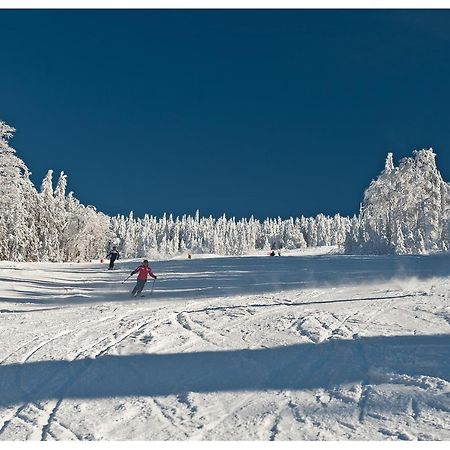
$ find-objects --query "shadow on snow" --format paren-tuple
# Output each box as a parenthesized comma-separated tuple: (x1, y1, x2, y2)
(1, 334, 449, 408)
(183, 292, 429, 314)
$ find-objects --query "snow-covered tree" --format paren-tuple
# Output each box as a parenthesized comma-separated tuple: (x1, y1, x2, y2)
(0, 121, 40, 261)
(346, 149, 450, 254)
(0, 120, 112, 262)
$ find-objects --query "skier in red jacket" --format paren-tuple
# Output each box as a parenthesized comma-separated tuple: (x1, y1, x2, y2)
(130, 260, 157, 297)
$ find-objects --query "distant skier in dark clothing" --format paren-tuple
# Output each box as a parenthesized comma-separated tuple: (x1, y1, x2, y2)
(130, 260, 157, 297)
(106, 246, 120, 270)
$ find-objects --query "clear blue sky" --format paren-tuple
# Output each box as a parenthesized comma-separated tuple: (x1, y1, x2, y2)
(2, 9, 450, 219)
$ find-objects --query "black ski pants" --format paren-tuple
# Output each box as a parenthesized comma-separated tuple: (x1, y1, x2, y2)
(109, 256, 118, 269)
(132, 279, 147, 296)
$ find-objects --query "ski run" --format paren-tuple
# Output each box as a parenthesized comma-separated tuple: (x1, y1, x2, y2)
(0, 247, 449, 441)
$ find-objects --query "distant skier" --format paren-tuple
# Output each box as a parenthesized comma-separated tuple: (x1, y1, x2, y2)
(106, 246, 120, 270)
(130, 260, 157, 297)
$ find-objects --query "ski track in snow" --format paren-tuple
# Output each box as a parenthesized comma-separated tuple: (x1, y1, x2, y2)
(1, 252, 450, 440)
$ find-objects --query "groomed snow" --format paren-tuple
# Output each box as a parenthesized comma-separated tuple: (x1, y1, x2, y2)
(0, 248, 449, 441)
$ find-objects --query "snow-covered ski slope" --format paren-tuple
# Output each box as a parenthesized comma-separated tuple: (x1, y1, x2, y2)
(0, 248, 449, 441)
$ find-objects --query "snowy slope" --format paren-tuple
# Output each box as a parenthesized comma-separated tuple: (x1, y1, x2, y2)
(0, 250, 449, 441)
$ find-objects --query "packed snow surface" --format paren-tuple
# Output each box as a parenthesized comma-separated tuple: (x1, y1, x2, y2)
(0, 248, 449, 441)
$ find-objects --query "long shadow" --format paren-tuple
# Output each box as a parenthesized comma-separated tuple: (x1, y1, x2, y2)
(183, 293, 429, 314)
(1, 334, 449, 408)
(0, 307, 60, 314)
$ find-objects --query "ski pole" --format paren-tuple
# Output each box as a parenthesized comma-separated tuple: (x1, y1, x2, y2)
(149, 278, 156, 296)
(122, 274, 132, 284)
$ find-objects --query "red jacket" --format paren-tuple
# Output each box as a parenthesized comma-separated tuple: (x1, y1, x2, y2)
(132, 265, 156, 281)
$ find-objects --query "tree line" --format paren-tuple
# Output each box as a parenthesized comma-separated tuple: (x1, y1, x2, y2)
(1, 119, 449, 261)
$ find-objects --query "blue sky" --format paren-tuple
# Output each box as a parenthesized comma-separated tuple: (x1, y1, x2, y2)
(2, 9, 450, 219)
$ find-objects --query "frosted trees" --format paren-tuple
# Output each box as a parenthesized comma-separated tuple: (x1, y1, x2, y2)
(9, 119, 450, 261)
(0, 115, 353, 262)
(413, 150, 448, 251)
(0, 121, 40, 261)
(37, 169, 112, 262)
(346, 149, 450, 254)
(58, 191, 112, 262)
(110, 211, 350, 258)
(83, 149, 450, 258)
(284, 218, 307, 249)
(391, 150, 449, 253)
(40, 170, 54, 198)
(0, 120, 112, 262)
(37, 170, 61, 261)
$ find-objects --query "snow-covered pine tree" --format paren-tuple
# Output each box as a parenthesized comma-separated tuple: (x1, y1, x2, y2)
(37, 170, 61, 261)
(346, 149, 450, 254)
(0, 121, 40, 261)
